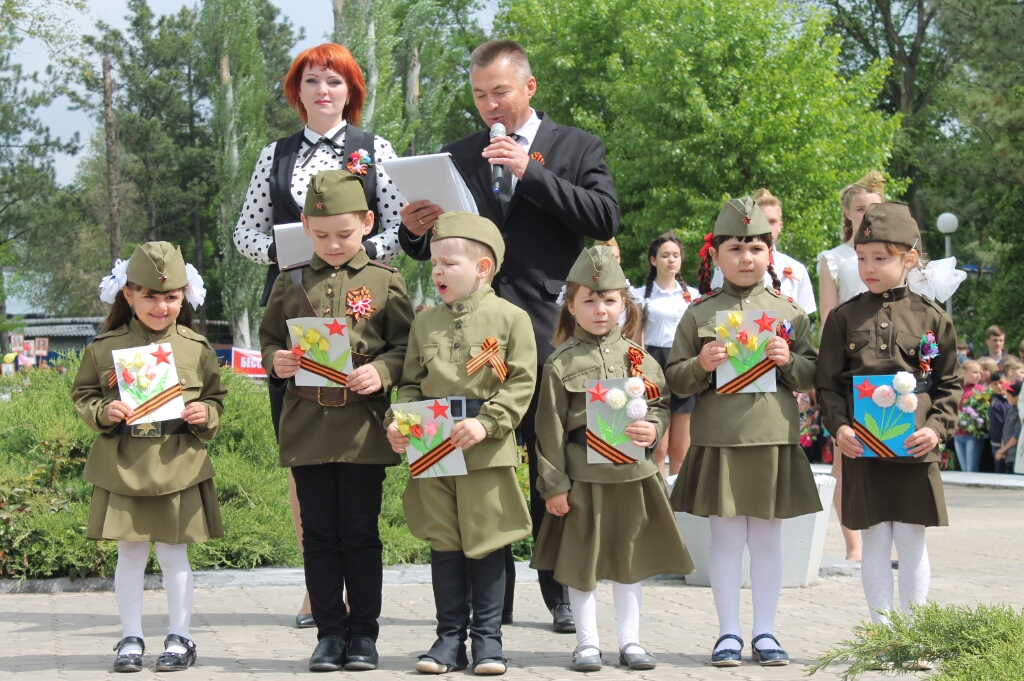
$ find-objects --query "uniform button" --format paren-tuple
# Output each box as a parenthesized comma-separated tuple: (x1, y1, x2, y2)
(501, 231, 508, 239)
(453, 342, 460, 349)
(455, 322, 462, 330)
(501, 275, 509, 284)
(608, 366, 614, 371)
(180, 378, 186, 386)
(330, 273, 336, 278)
(910, 349, 916, 355)
(604, 348, 610, 354)
(880, 344, 888, 350)
(882, 302, 889, 308)
(457, 305, 464, 312)
(883, 292, 889, 298)
(327, 288, 333, 295)
(881, 323, 888, 329)
(849, 343, 856, 350)
(324, 309, 330, 314)
(745, 299, 751, 304)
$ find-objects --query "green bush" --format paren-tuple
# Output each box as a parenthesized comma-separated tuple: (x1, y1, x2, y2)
(810, 602, 1024, 680)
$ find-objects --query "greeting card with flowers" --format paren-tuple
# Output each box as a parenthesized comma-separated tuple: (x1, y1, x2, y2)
(714, 310, 780, 394)
(110, 344, 187, 424)
(852, 372, 919, 457)
(286, 317, 354, 388)
(585, 377, 651, 464)
(391, 399, 467, 478)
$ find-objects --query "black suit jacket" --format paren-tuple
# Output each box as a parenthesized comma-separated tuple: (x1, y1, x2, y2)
(399, 111, 620, 363)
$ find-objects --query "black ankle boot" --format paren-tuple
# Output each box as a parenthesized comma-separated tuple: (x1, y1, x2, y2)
(424, 549, 470, 670)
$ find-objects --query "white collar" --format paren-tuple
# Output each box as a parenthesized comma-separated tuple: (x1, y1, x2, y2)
(510, 109, 541, 147)
(304, 121, 347, 144)
(651, 279, 680, 295)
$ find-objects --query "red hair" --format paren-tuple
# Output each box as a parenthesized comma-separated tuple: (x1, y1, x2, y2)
(283, 43, 366, 126)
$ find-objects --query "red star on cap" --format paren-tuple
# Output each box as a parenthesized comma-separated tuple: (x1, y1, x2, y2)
(159, 275, 167, 283)
(754, 312, 777, 334)
(742, 216, 751, 225)
(428, 400, 449, 419)
(325, 318, 347, 336)
(315, 201, 323, 210)
(151, 344, 172, 365)
(588, 381, 609, 403)
(855, 379, 876, 400)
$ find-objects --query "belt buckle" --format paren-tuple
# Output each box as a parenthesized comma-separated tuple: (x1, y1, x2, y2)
(131, 422, 162, 437)
(317, 387, 348, 407)
(448, 396, 467, 421)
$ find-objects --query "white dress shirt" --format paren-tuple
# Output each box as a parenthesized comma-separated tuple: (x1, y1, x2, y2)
(711, 249, 817, 314)
(233, 122, 405, 265)
(509, 109, 541, 191)
(631, 280, 700, 348)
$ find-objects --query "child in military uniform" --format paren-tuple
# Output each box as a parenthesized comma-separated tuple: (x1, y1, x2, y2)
(530, 246, 693, 672)
(386, 212, 535, 676)
(666, 198, 821, 667)
(816, 203, 963, 635)
(259, 171, 414, 672)
(73, 243, 226, 672)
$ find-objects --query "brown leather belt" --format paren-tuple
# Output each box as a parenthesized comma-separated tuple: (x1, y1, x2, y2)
(117, 419, 191, 437)
(288, 351, 382, 407)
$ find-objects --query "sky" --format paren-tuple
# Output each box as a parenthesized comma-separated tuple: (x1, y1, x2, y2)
(13, 0, 495, 185)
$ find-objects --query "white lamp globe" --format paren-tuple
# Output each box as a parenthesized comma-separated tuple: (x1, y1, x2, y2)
(936, 212, 959, 234)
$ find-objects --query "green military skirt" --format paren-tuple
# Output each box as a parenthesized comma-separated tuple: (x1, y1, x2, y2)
(403, 466, 532, 560)
(671, 444, 821, 519)
(87, 479, 223, 544)
(530, 474, 694, 592)
(841, 458, 947, 530)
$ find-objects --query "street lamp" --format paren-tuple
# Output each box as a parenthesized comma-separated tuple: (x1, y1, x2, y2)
(936, 212, 959, 315)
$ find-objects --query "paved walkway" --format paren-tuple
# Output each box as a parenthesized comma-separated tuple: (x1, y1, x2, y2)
(3, 485, 1022, 680)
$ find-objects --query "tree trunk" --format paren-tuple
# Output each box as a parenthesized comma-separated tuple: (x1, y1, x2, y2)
(332, 0, 345, 38)
(102, 51, 122, 265)
(363, 8, 377, 127)
(219, 49, 249, 348)
(405, 43, 420, 155)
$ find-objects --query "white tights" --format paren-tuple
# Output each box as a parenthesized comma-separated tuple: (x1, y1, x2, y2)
(860, 522, 929, 624)
(567, 582, 644, 655)
(115, 541, 194, 656)
(708, 515, 784, 652)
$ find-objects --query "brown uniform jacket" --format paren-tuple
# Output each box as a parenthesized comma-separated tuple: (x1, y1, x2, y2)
(73, 319, 226, 497)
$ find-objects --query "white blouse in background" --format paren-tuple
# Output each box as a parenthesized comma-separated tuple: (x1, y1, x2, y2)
(817, 242, 868, 305)
(632, 280, 700, 348)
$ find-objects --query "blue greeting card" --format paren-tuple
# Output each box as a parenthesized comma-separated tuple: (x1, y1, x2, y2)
(852, 373, 918, 457)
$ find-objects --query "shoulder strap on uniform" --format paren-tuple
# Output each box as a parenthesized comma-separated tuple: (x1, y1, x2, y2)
(367, 259, 397, 272)
(343, 125, 381, 236)
(289, 269, 318, 317)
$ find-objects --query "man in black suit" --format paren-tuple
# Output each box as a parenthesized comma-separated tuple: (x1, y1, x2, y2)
(398, 39, 620, 634)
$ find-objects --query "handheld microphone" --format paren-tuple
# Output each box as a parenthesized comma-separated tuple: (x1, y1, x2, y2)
(490, 122, 506, 195)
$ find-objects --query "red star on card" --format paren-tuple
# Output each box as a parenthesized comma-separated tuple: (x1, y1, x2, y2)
(588, 381, 609, 403)
(151, 344, 172, 365)
(428, 400, 449, 419)
(855, 379, 876, 400)
(325, 318, 347, 336)
(290, 345, 305, 357)
(754, 312, 777, 334)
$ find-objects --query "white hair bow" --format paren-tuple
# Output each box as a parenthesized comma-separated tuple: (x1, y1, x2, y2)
(98, 259, 129, 304)
(907, 257, 967, 303)
(185, 264, 207, 309)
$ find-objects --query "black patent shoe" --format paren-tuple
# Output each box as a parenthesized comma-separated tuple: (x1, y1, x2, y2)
(751, 633, 789, 666)
(618, 643, 657, 670)
(344, 635, 379, 671)
(295, 612, 316, 629)
(711, 634, 743, 667)
(155, 635, 196, 672)
(551, 604, 576, 633)
(113, 636, 145, 673)
(309, 636, 346, 672)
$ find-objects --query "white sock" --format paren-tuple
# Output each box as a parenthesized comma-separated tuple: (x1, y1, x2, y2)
(892, 522, 929, 614)
(115, 541, 150, 656)
(861, 522, 895, 624)
(708, 515, 746, 651)
(567, 587, 600, 654)
(612, 582, 643, 654)
(154, 543, 193, 655)
(747, 517, 784, 651)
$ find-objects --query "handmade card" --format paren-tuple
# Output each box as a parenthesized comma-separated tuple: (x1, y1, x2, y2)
(852, 373, 918, 457)
(715, 310, 778, 394)
(111, 344, 187, 425)
(585, 378, 650, 465)
(392, 399, 467, 478)
(287, 317, 354, 388)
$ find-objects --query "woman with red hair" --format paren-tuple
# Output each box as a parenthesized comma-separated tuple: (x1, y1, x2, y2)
(232, 43, 405, 672)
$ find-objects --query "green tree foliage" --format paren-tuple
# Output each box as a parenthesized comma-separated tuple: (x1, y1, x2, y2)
(499, 0, 900, 286)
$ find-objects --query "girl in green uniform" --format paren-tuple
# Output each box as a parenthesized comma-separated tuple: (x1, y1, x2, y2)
(531, 246, 693, 672)
(73, 243, 226, 673)
(665, 198, 820, 667)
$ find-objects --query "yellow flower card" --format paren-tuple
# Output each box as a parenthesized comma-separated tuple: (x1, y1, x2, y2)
(110, 344, 186, 424)
(391, 399, 467, 478)
(714, 310, 778, 394)
(584, 378, 650, 464)
(287, 317, 354, 388)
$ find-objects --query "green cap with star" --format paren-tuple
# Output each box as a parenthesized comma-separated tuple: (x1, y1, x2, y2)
(566, 245, 627, 291)
(126, 242, 188, 291)
(854, 202, 920, 248)
(431, 211, 505, 269)
(713, 197, 771, 238)
(304, 170, 369, 216)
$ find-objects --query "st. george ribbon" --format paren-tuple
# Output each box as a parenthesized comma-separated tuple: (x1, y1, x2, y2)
(490, 122, 506, 195)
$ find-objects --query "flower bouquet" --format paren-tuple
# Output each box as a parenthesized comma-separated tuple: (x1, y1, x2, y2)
(392, 399, 466, 478)
(714, 310, 780, 393)
(852, 372, 920, 457)
(110, 344, 186, 425)
(287, 317, 353, 388)
(585, 377, 650, 464)
(957, 388, 991, 437)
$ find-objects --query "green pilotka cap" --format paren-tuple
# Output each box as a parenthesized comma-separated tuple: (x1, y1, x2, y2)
(431, 211, 505, 269)
(126, 242, 187, 291)
(855, 202, 921, 249)
(566, 245, 627, 291)
(304, 170, 369, 216)
(713, 197, 771, 238)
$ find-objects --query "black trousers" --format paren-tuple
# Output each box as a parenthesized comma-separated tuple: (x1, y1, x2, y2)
(269, 380, 286, 440)
(292, 462, 386, 641)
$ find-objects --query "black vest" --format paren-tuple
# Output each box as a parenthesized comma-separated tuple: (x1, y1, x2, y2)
(260, 125, 380, 306)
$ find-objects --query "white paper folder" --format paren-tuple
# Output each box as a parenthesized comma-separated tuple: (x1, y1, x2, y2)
(382, 153, 478, 215)
(273, 222, 313, 271)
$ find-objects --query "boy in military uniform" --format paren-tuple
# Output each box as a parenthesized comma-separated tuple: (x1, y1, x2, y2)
(386, 212, 536, 676)
(816, 203, 962, 633)
(259, 171, 415, 672)
(74, 242, 225, 672)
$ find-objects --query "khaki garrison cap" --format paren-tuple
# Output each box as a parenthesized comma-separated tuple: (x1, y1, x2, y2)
(304, 170, 369, 216)
(126, 242, 187, 291)
(566, 245, 627, 291)
(714, 196, 771, 238)
(431, 211, 505, 269)
(855, 202, 921, 249)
